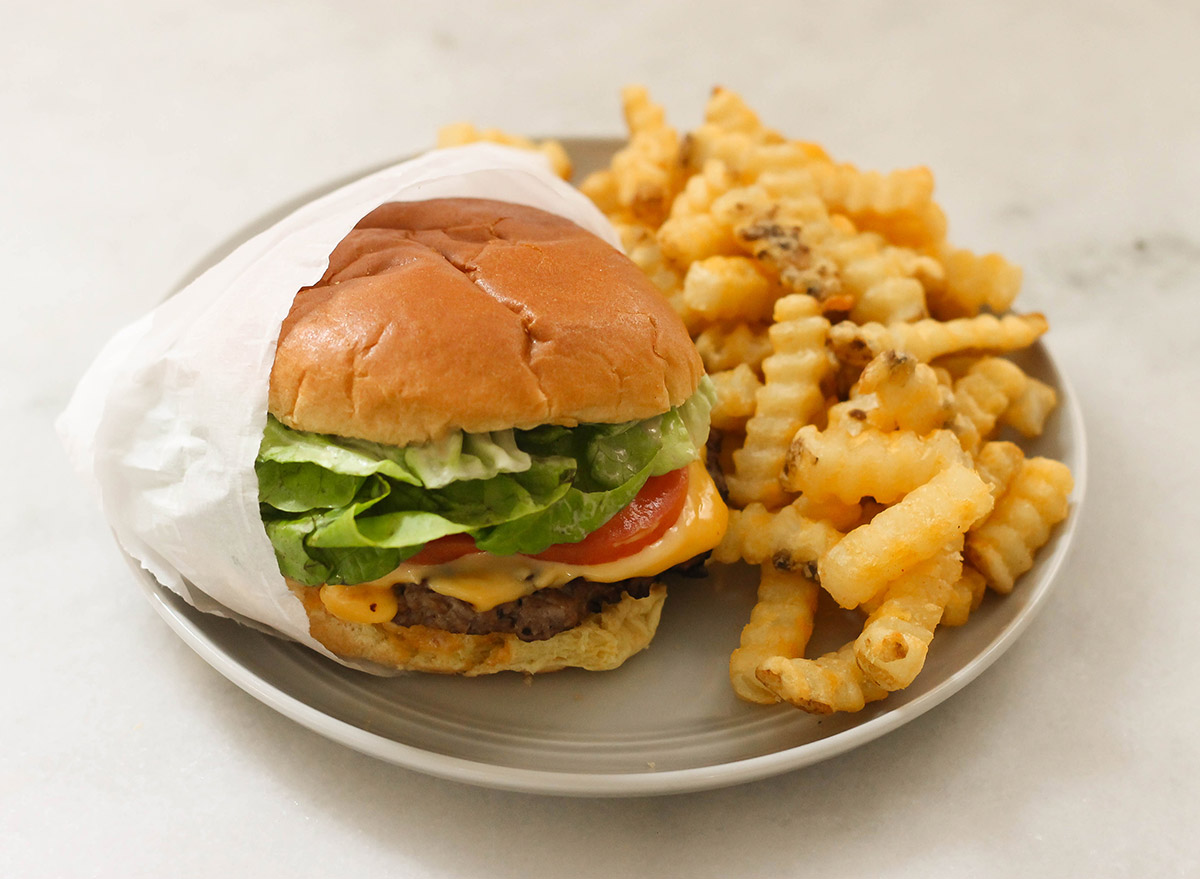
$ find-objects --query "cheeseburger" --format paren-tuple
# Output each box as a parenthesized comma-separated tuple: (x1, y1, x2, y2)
(256, 197, 728, 675)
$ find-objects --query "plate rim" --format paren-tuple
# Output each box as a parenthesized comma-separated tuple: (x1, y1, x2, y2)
(137, 139, 1088, 797)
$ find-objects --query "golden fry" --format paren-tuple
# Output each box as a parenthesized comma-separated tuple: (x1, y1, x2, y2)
(790, 493, 865, 532)
(819, 231, 940, 323)
(712, 186, 845, 303)
(783, 425, 967, 505)
(607, 85, 685, 227)
(851, 277, 928, 325)
(713, 500, 842, 571)
(818, 463, 993, 609)
(730, 566, 820, 704)
(942, 563, 988, 627)
(966, 457, 1073, 593)
(709, 364, 762, 431)
(928, 246, 1023, 319)
(1002, 376, 1058, 437)
(809, 162, 947, 250)
(726, 294, 830, 508)
(436, 123, 572, 180)
(613, 221, 683, 295)
(853, 545, 962, 691)
(974, 441, 1026, 501)
(830, 313, 1049, 366)
(657, 160, 739, 265)
(693, 322, 773, 375)
(682, 255, 776, 324)
(842, 350, 951, 435)
(757, 643, 889, 714)
(950, 357, 1043, 452)
(573, 86, 1074, 714)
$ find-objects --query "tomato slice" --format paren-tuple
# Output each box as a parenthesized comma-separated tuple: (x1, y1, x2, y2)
(407, 532, 479, 566)
(405, 467, 691, 567)
(530, 467, 690, 565)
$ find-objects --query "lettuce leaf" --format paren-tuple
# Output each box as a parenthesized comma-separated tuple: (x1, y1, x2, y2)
(257, 378, 714, 585)
(258, 415, 532, 489)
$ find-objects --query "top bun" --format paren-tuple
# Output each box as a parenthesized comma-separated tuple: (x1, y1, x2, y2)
(268, 198, 703, 446)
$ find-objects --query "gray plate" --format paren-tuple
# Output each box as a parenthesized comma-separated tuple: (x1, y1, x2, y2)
(136, 139, 1088, 797)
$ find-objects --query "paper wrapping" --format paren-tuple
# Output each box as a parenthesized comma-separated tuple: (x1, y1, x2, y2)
(57, 144, 621, 663)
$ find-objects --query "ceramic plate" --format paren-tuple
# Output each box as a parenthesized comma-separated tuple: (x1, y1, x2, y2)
(135, 139, 1087, 797)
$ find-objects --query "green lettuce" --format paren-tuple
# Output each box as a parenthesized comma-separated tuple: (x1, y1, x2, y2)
(257, 377, 715, 585)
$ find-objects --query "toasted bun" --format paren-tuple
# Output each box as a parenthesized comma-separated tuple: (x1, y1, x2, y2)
(293, 582, 666, 675)
(269, 198, 703, 446)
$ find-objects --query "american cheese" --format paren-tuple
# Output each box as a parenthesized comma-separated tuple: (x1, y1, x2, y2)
(320, 460, 728, 621)
(318, 582, 399, 624)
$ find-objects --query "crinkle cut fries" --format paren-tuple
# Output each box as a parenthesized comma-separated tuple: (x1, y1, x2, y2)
(440, 86, 1073, 714)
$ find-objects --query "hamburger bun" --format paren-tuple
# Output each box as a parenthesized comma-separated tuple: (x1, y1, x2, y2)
(269, 197, 704, 447)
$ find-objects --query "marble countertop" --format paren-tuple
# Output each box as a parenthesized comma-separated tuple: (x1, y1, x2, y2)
(6, 2, 1198, 876)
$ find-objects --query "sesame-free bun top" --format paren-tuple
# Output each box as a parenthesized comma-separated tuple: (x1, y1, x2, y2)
(269, 198, 703, 446)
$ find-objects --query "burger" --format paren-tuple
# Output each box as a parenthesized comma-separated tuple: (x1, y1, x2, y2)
(256, 197, 728, 675)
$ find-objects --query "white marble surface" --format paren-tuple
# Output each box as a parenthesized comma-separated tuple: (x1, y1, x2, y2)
(5, 1, 1199, 876)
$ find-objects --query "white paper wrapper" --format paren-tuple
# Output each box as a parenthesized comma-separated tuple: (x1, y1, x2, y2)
(57, 144, 622, 664)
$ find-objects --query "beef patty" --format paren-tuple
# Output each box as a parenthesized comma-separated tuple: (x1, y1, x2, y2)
(390, 555, 709, 642)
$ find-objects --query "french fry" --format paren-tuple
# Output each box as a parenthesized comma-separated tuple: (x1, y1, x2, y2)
(942, 563, 988, 627)
(850, 277, 928, 325)
(712, 187, 845, 303)
(436, 123, 573, 180)
(966, 457, 1073, 593)
(605, 85, 685, 227)
(613, 221, 683, 295)
(709, 364, 762, 431)
(729, 566, 820, 704)
(757, 643, 889, 714)
(1001, 376, 1058, 437)
(950, 357, 1038, 452)
(818, 463, 994, 609)
(704, 86, 767, 134)
(657, 160, 739, 265)
(783, 425, 967, 505)
(737, 141, 831, 181)
(683, 86, 786, 175)
(931, 353, 981, 381)
(853, 545, 962, 690)
(681, 255, 776, 323)
(809, 162, 947, 251)
(713, 500, 842, 571)
(950, 359, 1028, 451)
(726, 294, 830, 508)
(974, 441, 1026, 501)
(927, 246, 1023, 319)
(842, 350, 951, 435)
(830, 313, 1048, 366)
(791, 493, 864, 532)
(578, 167, 622, 216)
(693, 322, 773, 375)
(820, 231, 941, 323)
(577, 86, 1074, 714)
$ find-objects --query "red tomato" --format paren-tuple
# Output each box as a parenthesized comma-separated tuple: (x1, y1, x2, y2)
(531, 467, 690, 565)
(406, 467, 691, 567)
(407, 533, 479, 566)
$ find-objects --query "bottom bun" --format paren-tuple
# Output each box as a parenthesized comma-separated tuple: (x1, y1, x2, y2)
(292, 583, 667, 676)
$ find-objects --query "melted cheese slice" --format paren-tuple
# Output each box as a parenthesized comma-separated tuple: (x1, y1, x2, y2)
(318, 582, 398, 624)
(343, 460, 728, 615)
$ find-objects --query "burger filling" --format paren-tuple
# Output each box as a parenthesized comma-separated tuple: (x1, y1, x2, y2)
(391, 576, 659, 641)
(256, 378, 718, 598)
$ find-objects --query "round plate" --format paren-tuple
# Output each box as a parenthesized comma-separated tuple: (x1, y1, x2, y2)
(137, 139, 1088, 797)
